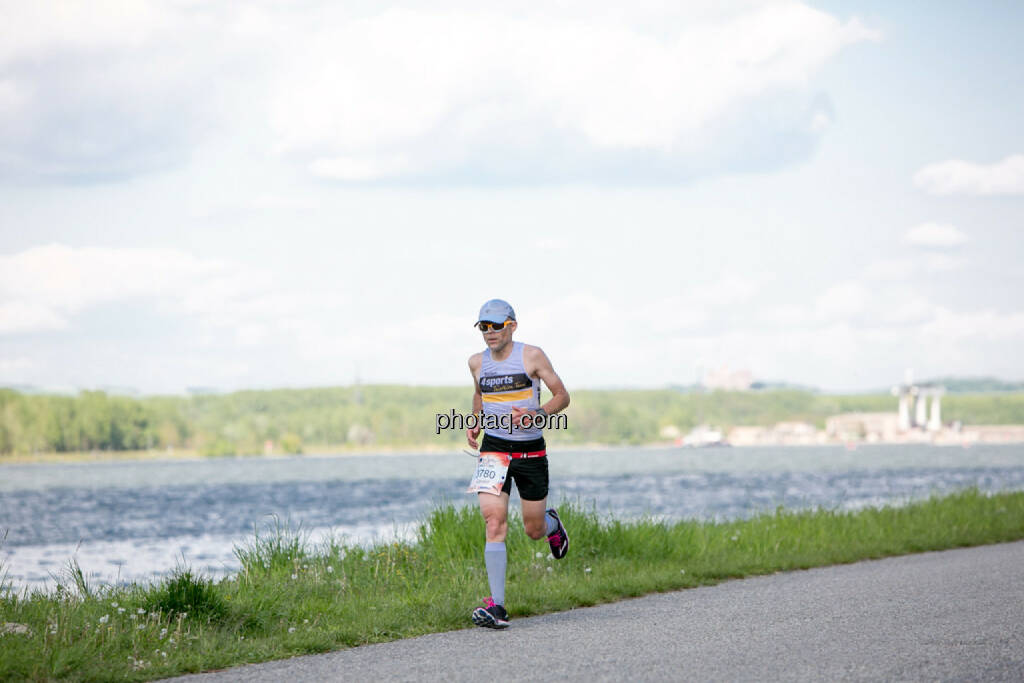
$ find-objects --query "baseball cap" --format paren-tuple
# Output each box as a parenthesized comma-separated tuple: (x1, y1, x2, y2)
(476, 299, 516, 325)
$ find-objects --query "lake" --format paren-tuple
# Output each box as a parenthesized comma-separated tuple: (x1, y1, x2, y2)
(2, 443, 1024, 590)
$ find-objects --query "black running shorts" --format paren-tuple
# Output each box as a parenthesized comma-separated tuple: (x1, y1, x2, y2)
(480, 433, 549, 501)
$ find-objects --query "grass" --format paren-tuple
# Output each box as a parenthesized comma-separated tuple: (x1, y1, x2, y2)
(2, 489, 1024, 680)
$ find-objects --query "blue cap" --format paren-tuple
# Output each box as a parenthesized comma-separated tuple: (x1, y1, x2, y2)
(476, 299, 516, 324)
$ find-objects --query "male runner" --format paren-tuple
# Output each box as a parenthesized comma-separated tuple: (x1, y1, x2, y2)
(466, 298, 570, 629)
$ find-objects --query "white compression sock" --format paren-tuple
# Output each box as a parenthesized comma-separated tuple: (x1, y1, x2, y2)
(484, 541, 506, 605)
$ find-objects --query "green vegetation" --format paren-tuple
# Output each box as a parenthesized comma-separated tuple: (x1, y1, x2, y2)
(923, 376, 1024, 393)
(1, 489, 1023, 680)
(2, 386, 1024, 457)
(143, 569, 227, 624)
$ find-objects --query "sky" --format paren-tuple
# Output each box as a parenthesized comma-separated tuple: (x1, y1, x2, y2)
(1, 1, 1023, 395)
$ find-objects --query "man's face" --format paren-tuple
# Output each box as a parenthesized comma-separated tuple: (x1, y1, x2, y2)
(480, 319, 516, 351)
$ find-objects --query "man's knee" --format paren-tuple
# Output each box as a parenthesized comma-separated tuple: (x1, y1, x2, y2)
(484, 515, 508, 539)
(524, 519, 546, 540)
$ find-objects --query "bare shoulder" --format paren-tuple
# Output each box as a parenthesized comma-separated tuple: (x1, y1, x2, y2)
(521, 343, 552, 372)
(521, 343, 546, 361)
(468, 351, 483, 371)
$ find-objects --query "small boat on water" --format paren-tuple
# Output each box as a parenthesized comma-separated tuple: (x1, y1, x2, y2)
(680, 424, 730, 448)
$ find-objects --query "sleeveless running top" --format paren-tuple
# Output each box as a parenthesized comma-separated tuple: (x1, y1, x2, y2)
(479, 341, 543, 441)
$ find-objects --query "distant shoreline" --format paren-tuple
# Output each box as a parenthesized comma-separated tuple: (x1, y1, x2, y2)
(0, 441, 633, 465)
(4, 437, 1024, 465)
(4, 386, 1023, 463)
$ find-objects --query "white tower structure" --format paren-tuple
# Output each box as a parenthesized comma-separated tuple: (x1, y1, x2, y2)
(897, 393, 911, 431)
(926, 387, 945, 431)
(892, 378, 945, 432)
(915, 392, 928, 427)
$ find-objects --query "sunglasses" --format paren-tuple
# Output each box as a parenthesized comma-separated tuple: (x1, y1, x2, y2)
(477, 320, 513, 332)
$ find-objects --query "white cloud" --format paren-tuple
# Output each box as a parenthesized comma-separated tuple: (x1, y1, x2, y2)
(874, 291, 936, 326)
(0, 2, 231, 181)
(533, 238, 570, 251)
(234, 323, 269, 347)
(0, 2, 178, 65)
(922, 253, 965, 272)
(687, 276, 758, 307)
(904, 223, 968, 248)
(0, 301, 67, 334)
(309, 156, 414, 182)
(913, 154, 1024, 196)
(0, 244, 283, 335)
(863, 258, 916, 281)
(269, 3, 878, 182)
(814, 282, 868, 321)
(863, 251, 966, 283)
(921, 308, 1024, 342)
(0, 355, 35, 376)
(0, 1, 878, 184)
(755, 304, 810, 327)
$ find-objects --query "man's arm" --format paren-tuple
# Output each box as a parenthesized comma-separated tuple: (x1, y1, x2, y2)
(467, 353, 483, 449)
(512, 345, 569, 426)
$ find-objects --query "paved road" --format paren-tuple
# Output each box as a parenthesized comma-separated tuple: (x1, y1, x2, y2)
(173, 542, 1024, 682)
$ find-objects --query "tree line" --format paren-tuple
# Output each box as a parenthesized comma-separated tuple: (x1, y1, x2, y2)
(2, 386, 1023, 457)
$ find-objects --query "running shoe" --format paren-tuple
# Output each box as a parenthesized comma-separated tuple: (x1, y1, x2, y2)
(546, 508, 569, 559)
(471, 597, 509, 629)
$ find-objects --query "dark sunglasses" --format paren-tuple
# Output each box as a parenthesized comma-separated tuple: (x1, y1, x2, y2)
(477, 320, 513, 332)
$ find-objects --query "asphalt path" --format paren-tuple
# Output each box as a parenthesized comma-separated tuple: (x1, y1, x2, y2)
(172, 541, 1024, 682)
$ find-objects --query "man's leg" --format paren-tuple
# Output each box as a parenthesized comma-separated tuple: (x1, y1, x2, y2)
(473, 492, 511, 628)
(523, 497, 569, 559)
(518, 456, 569, 558)
(521, 498, 549, 540)
(479, 492, 509, 602)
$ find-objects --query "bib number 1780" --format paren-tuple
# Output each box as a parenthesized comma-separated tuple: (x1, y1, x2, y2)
(467, 452, 511, 496)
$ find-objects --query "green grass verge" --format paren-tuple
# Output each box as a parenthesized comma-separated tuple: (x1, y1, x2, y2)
(2, 489, 1024, 681)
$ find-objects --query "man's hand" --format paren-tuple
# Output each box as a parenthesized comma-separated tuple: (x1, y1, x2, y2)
(466, 424, 481, 449)
(510, 406, 535, 428)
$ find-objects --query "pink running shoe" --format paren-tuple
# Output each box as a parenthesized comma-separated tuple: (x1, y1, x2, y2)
(546, 508, 569, 559)
(471, 597, 509, 629)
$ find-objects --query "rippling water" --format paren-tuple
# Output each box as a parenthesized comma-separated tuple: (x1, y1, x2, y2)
(2, 444, 1023, 590)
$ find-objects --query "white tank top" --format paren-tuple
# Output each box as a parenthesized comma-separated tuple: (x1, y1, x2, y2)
(479, 341, 542, 441)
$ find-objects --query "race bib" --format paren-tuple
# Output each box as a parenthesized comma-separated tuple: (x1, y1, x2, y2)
(467, 452, 511, 496)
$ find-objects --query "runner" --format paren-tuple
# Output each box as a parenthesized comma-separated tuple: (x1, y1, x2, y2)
(466, 298, 571, 629)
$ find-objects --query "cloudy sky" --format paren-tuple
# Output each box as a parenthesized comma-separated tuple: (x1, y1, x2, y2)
(1, 1, 1022, 395)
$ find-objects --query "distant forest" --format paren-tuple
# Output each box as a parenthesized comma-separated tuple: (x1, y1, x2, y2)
(2, 386, 1024, 457)
(920, 377, 1024, 393)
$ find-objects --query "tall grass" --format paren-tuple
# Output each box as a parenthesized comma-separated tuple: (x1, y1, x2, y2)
(1, 489, 1024, 680)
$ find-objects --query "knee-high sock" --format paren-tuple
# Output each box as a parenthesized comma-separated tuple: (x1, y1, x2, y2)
(545, 510, 559, 536)
(484, 541, 506, 606)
